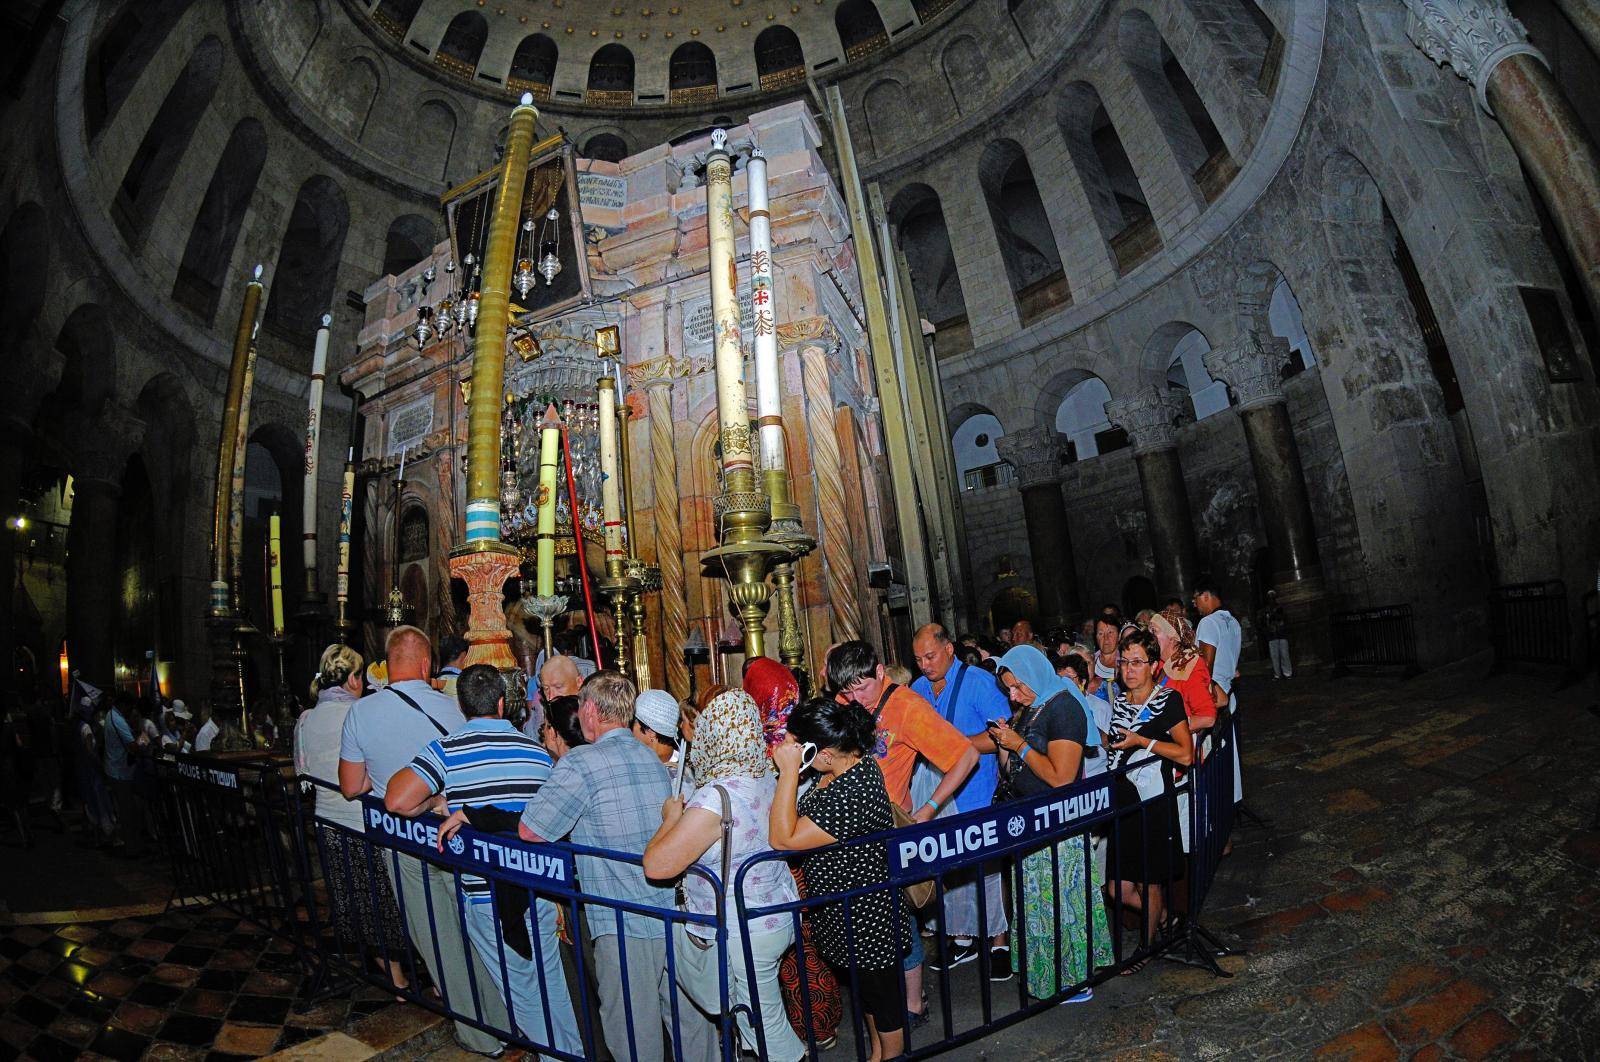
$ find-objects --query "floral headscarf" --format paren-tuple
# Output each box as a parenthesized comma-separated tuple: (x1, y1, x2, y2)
(688, 688, 772, 782)
(1147, 612, 1199, 679)
(742, 657, 800, 750)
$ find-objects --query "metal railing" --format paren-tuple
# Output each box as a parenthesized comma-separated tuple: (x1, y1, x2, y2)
(153, 722, 1241, 1060)
(1329, 604, 1420, 677)
(1488, 580, 1573, 679)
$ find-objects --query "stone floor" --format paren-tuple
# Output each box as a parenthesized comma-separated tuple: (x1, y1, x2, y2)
(2, 656, 1596, 1060)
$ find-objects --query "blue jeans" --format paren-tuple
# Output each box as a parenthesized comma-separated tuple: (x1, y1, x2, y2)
(460, 896, 582, 1057)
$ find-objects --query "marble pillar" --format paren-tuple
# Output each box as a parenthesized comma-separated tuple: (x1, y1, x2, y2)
(0, 415, 28, 678)
(1106, 388, 1201, 601)
(1205, 338, 1329, 656)
(1406, 0, 1600, 321)
(994, 427, 1081, 624)
(643, 367, 690, 699)
(801, 343, 863, 641)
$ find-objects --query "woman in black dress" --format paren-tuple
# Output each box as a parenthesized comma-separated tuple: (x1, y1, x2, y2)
(1105, 628, 1193, 971)
(770, 699, 908, 1062)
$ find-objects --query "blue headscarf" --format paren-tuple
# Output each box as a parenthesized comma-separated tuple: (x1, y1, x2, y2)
(995, 643, 1099, 748)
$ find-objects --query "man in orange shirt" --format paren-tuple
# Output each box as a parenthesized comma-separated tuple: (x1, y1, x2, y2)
(825, 641, 979, 821)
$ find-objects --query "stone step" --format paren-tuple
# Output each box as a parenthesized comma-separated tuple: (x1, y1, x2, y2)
(261, 1001, 454, 1061)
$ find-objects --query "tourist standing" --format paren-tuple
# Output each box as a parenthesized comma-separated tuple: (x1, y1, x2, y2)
(338, 626, 509, 1056)
(391, 665, 581, 1057)
(976, 645, 1112, 1001)
(1193, 582, 1244, 802)
(910, 624, 1013, 979)
(519, 671, 679, 1062)
(434, 634, 470, 699)
(1260, 590, 1293, 679)
(295, 644, 408, 993)
(102, 693, 145, 856)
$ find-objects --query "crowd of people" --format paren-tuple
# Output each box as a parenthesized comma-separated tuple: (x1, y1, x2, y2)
(282, 582, 1250, 1062)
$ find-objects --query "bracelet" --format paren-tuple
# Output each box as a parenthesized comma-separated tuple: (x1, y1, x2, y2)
(925, 797, 942, 813)
(1145, 736, 1158, 753)
(1019, 745, 1030, 763)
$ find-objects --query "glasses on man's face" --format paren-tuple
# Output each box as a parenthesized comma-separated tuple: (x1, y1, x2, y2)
(1122, 656, 1152, 668)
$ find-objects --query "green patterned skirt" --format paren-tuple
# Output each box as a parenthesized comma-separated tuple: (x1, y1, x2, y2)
(1018, 834, 1114, 998)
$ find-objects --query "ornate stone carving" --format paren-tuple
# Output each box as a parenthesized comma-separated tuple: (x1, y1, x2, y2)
(1203, 333, 1292, 412)
(1106, 387, 1186, 455)
(1403, 0, 1546, 113)
(776, 315, 840, 350)
(994, 427, 1068, 490)
(628, 354, 690, 388)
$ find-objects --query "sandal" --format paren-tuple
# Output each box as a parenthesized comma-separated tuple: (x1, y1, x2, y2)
(1120, 956, 1150, 977)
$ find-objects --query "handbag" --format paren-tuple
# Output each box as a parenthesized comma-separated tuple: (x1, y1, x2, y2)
(679, 784, 733, 951)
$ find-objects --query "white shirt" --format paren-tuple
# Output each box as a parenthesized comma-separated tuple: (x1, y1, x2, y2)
(1196, 609, 1242, 694)
(195, 718, 219, 752)
(295, 688, 364, 831)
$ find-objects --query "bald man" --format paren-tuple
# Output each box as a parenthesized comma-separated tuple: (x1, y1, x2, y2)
(337, 625, 509, 1054)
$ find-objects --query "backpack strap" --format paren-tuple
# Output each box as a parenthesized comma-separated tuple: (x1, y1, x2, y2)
(390, 687, 449, 737)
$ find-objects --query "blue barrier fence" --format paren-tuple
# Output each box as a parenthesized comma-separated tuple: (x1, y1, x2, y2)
(154, 719, 1240, 1061)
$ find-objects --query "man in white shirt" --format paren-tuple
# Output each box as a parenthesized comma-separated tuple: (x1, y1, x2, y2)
(338, 625, 509, 1055)
(194, 709, 219, 752)
(1193, 583, 1244, 803)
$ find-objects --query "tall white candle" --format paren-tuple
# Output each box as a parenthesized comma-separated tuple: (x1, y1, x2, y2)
(302, 313, 330, 594)
(747, 148, 787, 475)
(598, 377, 624, 565)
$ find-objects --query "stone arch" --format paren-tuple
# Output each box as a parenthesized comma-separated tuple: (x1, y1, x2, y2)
(952, 406, 1004, 481)
(241, 421, 306, 633)
(754, 25, 804, 88)
(1270, 274, 1316, 370)
(264, 175, 349, 346)
(889, 183, 967, 332)
(1140, 321, 1227, 419)
(111, 35, 223, 248)
(977, 139, 1067, 318)
(836, 0, 889, 60)
(669, 41, 718, 96)
(383, 213, 439, 277)
(329, 53, 383, 141)
(588, 44, 635, 98)
(173, 117, 268, 323)
(49, 305, 117, 422)
(940, 36, 989, 112)
(414, 98, 459, 181)
(374, 0, 423, 37)
(1055, 80, 1149, 246)
(113, 452, 160, 673)
(582, 132, 630, 163)
(132, 372, 195, 666)
(862, 79, 910, 156)
(510, 33, 558, 88)
(436, 10, 489, 72)
(0, 203, 48, 347)
(1116, 9, 1224, 179)
(84, 0, 187, 137)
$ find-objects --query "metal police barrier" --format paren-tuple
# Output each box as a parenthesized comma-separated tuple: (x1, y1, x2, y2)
(729, 717, 1239, 1060)
(295, 778, 738, 1061)
(151, 753, 323, 965)
(1330, 604, 1421, 677)
(1488, 580, 1574, 679)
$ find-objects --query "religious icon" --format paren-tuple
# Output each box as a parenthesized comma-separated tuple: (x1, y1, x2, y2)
(595, 324, 621, 359)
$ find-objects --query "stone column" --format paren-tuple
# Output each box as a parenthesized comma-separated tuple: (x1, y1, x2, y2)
(642, 363, 690, 699)
(994, 427, 1081, 624)
(1205, 337, 1328, 656)
(801, 343, 863, 641)
(0, 415, 30, 678)
(1406, 0, 1600, 321)
(1106, 388, 1201, 601)
(66, 410, 145, 687)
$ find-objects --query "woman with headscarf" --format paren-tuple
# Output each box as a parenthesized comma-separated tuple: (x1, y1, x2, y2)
(741, 661, 844, 1049)
(293, 645, 409, 993)
(972, 644, 1113, 1002)
(644, 688, 806, 1062)
(1147, 612, 1224, 752)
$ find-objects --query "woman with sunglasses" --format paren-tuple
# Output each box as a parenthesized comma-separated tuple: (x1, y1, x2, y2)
(1105, 628, 1194, 973)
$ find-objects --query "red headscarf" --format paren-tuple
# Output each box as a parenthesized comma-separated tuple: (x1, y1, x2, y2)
(742, 658, 800, 750)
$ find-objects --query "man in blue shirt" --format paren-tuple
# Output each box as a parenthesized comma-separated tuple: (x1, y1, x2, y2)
(386, 664, 581, 1058)
(102, 694, 144, 856)
(910, 624, 1014, 980)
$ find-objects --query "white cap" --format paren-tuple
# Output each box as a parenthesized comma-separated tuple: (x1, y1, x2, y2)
(171, 700, 192, 720)
(633, 689, 680, 737)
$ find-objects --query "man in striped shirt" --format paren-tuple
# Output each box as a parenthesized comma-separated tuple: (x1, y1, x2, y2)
(385, 664, 581, 1057)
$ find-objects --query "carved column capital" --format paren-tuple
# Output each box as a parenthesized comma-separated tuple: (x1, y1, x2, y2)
(70, 406, 147, 493)
(995, 427, 1067, 490)
(1106, 387, 1186, 456)
(1403, 0, 1547, 114)
(1203, 333, 1291, 412)
(629, 354, 690, 390)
